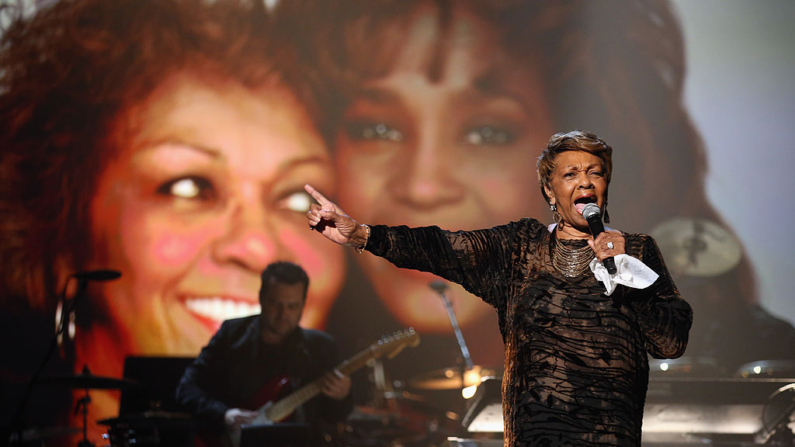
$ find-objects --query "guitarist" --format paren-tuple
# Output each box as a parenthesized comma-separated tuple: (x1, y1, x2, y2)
(175, 262, 353, 444)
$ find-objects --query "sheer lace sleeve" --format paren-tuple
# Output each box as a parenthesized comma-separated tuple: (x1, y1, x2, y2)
(628, 234, 693, 359)
(366, 222, 521, 308)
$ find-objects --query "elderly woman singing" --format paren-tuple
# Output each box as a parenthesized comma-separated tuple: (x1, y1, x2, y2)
(305, 130, 692, 447)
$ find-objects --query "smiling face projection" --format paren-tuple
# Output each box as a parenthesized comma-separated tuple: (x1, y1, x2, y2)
(82, 73, 344, 369)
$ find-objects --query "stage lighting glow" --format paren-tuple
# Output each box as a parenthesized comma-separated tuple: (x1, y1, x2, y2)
(462, 385, 477, 399)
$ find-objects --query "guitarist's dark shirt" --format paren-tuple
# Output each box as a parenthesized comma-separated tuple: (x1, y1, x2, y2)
(176, 316, 354, 433)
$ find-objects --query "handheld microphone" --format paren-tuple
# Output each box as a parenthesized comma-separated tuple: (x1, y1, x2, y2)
(72, 270, 122, 281)
(581, 204, 617, 275)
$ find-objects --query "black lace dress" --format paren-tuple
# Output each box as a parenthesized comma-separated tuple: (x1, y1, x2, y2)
(365, 218, 692, 447)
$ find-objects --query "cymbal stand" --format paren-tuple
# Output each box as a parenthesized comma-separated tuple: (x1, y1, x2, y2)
(429, 281, 474, 386)
(74, 380, 94, 447)
(370, 359, 387, 408)
(370, 359, 403, 413)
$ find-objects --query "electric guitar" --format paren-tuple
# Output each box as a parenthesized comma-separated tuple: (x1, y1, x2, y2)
(223, 328, 420, 447)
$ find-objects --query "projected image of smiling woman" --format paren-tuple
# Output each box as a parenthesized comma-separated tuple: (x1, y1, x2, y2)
(0, 0, 344, 379)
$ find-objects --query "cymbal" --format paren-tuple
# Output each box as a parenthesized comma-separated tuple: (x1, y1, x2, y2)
(382, 389, 425, 402)
(410, 365, 497, 390)
(650, 217, 742, 277)
(39, 372, 141, 390)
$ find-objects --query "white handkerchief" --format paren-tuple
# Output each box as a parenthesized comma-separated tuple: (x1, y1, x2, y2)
(589, 254, 658, 296)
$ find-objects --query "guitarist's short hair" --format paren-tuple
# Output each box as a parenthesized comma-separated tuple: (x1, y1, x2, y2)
(259, 262, 310, 302)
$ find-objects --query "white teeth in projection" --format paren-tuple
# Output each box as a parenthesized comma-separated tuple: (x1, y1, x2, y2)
(185, 298, 260, 321)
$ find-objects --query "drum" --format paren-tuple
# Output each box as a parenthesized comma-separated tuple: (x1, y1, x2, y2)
(735, 360, 795, 379)
(99, 411, 194, 447)
(755, 383, 795, 444)
(104, 425, 160, 447)
(648, 356, 721, 377)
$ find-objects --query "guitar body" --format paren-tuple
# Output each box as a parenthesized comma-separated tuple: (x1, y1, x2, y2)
(242, 374, 293, 420)
(228, 374, 297, 447)
(199, 375, 293, 447)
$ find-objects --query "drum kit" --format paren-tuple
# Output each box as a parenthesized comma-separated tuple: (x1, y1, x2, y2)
(343, 282, 503, 447)
(343, 356, 501, 447)
(9, 367, 192, 447)
(8, 364, 496, 447)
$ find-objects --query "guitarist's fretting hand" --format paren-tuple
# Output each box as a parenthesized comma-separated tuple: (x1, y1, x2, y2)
(319, 369, 351, 400)
(225, 408, 257, 432)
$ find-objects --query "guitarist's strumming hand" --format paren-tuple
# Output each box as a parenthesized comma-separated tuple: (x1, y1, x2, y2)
(305, 185, 369, 249)
(224, 408, 257, 432)
(319, 369, 351, 400)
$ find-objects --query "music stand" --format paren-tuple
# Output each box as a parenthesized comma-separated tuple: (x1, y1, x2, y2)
(239, 423, 317, 447)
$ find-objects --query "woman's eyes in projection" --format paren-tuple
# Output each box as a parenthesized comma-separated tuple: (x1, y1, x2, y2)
(155, 174, 317, 214)
(342, 118, 516, 148)
(343, 120, 404, 142)
(157, 176, 216, 201)
(462, 125, 515, 146)
(279, 190, 314, 213)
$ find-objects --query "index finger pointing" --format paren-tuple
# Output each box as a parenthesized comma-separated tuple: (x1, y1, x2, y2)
(304, 184, 331, 206)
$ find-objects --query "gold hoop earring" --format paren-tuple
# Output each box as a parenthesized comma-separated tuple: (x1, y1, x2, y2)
(550, 203, 562, 228)
(553, 210, 564, 229)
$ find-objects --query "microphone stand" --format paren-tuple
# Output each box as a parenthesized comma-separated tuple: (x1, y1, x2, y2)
(9, 277, 88, 443)
(430, 282, 474, 388)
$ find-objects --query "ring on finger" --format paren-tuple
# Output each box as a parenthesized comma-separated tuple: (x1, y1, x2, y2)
(606, 242, 614, 250)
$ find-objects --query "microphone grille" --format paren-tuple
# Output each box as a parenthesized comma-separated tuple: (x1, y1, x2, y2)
(581, 203, 601, 220)
(429, 280, 448, 294)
